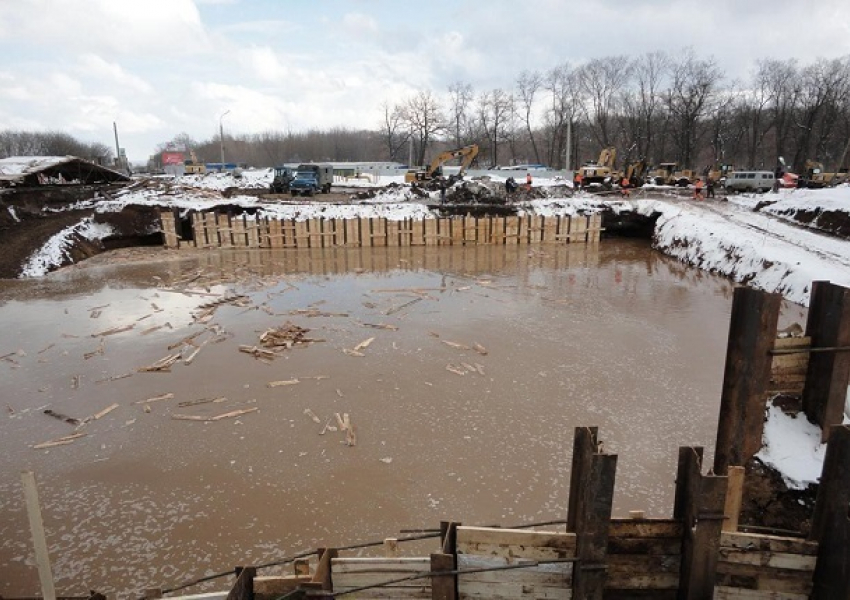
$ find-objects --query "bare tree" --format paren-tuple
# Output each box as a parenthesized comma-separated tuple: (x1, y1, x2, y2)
(578, 56, 631, 148)
(447, 81, 474, 148)
(402, 90, 445, 165)
(516, 70, 543, 164)
(542, 62, 582, 168)
(620, 51, 669, 162)
(477, 88, 514, 167)
(378, 101, 410, 162)
(665, 49, 722, 167)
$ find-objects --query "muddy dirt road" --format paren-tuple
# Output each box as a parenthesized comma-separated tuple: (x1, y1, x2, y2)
(0, 241, 805, 598)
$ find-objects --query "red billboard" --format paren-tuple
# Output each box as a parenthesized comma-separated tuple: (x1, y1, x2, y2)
(161, 151, 185, 165)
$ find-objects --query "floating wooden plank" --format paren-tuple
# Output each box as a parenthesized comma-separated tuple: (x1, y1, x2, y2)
(134, 393, 174, 405)
(33, 432, 88, 449)
(92, 403, 119, 420)
(715, 562, 814, 595)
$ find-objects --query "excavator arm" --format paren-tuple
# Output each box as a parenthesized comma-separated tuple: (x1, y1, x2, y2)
(426, 145, 479, 178)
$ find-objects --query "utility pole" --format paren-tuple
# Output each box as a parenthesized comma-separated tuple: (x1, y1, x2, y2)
(219, 110, 231, 172)
(113, 121, 122, 172)
(565, 120, 572, 171)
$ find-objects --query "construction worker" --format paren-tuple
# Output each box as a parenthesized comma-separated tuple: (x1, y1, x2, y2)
(526, 172, 533, 191)
(620, 176, 631, 197)
(573, 171, 583, 190)
(693, 178, 705, 201)
(706, 177, 716, 199)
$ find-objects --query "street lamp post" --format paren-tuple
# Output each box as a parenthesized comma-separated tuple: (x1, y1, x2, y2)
(219, 110, 231, 172)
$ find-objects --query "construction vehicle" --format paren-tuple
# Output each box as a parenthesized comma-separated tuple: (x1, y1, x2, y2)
(290, 164, 334, 197)
(648, 162, 697, 186)
(183, 150, 206, 175)
(575, 147, 618, 187)
(404, 144, 479, 184)
(270, 166, 294, 194)
(800, 150, 850, 188)
(623, 158, 649, 187)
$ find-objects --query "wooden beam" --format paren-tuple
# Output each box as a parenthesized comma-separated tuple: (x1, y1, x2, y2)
(431, 553, 457, 600)
(677, 448, 728, 600)
(226, 566, 255, 600)
(722, 466, 745, 533)
(568, 426, 598, 533)
(311, 548, 337, 591)
(803, 281, 850, 442)
(20, 471, 56, 600)
(714, 287, 781, 475)
(811, 425, 850, 598)
(572, 444, 617, 600)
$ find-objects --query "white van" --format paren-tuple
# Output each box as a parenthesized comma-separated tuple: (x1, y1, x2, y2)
(724, 171, 775, 193)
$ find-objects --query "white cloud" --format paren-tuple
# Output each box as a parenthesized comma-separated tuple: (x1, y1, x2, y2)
(76, 54, 154, 95)
(0, 0, 211, 56)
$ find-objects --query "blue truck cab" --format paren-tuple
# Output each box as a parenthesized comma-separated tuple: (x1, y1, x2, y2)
(290, 164, 334, 197)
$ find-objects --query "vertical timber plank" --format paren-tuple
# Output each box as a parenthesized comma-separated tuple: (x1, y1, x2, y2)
(722, 465, 745, 533)
(713, 287, 781, 475)
(218, 213, 232, 248)
(811, 425, 850, 599)
(803, 281, 850, 441)
(568, 426, 598, 533)
(226, 566, 255, 600)
(677, 447, 727, 600)
(431, 553, 457, 600)
(505, 216, 519, 244)
(425, 218, 437, 246)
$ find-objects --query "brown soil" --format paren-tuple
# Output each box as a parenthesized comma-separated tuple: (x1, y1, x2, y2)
(739, 394, 818, 537)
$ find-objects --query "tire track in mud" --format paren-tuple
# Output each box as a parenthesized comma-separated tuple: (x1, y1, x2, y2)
(686, 199, 850, 268)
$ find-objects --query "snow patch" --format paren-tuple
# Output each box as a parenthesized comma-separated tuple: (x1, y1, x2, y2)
(757, 405, 826, 490)
(7, 206, 20, 222)
(19, 218, 115, 278)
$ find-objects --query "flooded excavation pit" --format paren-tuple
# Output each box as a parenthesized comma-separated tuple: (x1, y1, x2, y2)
(1, 241, 786, 598)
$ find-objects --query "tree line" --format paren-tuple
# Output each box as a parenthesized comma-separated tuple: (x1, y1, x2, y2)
(169, 50, 850, 174)
(0, 130, 112, 163)
(6, 49, 850, 176)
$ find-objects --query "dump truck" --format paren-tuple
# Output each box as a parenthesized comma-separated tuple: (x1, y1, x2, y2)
(289, 164, 334, 197)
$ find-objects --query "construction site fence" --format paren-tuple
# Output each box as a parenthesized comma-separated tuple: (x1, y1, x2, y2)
(159, 211, 602, 250)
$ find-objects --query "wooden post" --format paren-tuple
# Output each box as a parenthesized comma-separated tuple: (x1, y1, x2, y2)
(810, 425, 850, 599)
(722, 466, 745, 533)
(430, 552, 457, 600)
(676, 447, 728, 600)
(383, 537, 399, 557)
(20, 471, 56, 600)
(803, 281, 850, 441)
(567, 426, 598, 533)
(713, 287, 781, 475)
(311, 548, 337, 591)
(572, 450, 617, 600)
(226, 566, 255, 600)
(439, 521, 459, 555)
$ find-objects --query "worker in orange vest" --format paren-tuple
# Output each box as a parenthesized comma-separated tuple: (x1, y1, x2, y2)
(526, 172, 533, 191)
(693, 178, 705, 201)
(573, 171, 583, 190)
(620, 176, 631, 197)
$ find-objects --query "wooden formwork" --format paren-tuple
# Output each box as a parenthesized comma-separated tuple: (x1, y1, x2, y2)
(162, 211, 603, 250)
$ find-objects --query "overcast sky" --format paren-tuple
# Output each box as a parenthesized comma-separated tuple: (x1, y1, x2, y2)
(1, 0, 849, 162)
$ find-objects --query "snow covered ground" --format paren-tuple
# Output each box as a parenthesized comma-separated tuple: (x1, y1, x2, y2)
(19, 171, 850, 489)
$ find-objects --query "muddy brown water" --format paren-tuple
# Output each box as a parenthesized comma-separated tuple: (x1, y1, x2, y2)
(0, 241, 805, 598)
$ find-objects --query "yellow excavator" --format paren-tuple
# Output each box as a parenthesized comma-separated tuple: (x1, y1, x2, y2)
(405, 144, 479, 184)
(576, 147, 618, 187)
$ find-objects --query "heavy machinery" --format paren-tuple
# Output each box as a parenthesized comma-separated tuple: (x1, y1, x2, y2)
(270, 166, 294, 194)
(623, 158, 649, 187)
(183, 150, 206, 175)
(576, 147, 618, 187)
(648, 162, 697, 186)
(800, 153, 850, 188)
(290, 164, 334, 197)
(404, 144, 479, 184)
